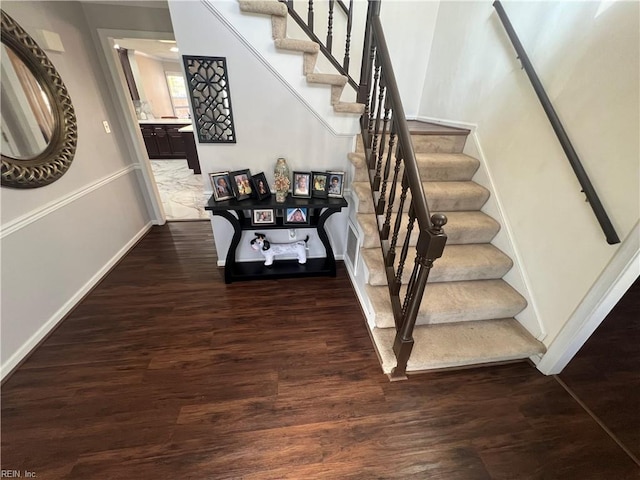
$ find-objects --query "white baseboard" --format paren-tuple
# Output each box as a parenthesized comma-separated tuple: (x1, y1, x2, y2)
(417, 115, 546, 341)
(1, 221, 154, 380)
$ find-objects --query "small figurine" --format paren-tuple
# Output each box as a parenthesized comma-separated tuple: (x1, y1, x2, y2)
(250, 233, 309, 266)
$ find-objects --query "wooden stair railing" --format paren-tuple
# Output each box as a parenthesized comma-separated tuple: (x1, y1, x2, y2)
(281, 0, 358, 89)
(358, 0, 447, 380)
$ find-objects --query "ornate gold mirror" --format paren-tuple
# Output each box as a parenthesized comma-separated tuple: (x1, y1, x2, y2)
(1, 10, 77, 188)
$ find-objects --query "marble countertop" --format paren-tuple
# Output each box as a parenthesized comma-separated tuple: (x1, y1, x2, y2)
(138, 119, 192, 125)
(178, 125, 194, 133)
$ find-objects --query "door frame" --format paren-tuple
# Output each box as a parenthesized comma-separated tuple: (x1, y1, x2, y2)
(94, 27, 175, 225)
(536, 221, 639, 374)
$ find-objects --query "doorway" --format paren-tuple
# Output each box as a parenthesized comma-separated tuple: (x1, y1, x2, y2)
(111, 36, 207, 221)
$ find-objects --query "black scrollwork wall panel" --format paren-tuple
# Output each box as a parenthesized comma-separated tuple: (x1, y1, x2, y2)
(182, 56, 236, 143)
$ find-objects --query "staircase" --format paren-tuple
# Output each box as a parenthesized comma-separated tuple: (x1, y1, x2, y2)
(349, 123, 545, 374)
(238, 1, 364, 115)
(234, 0, 545, 378)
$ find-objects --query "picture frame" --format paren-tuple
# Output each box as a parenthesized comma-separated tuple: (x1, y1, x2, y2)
(284, 207, 309, 225)
(292, 171, 312, 198)
(311, 171, 329, 198)
(210, 171, 234, 201)
(327, 171, 345, 198)
(252, 172, 271, 201)
(251, 208, 275, 226)
(229, 169, 253, 201)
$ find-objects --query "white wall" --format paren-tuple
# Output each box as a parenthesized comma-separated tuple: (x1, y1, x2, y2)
(419, 1, 639, 346)
(1, 1, 152, 376)
(80, 1, 179, 224)
(133, 53, 175, 118)
(379, 0, 440, 118)
(169, 0, 354, 262)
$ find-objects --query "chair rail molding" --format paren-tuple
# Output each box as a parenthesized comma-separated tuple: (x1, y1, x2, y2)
(1, 165, 138, 239)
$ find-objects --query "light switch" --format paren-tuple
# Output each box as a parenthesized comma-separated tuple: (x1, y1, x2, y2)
(102, 121, 111, 134)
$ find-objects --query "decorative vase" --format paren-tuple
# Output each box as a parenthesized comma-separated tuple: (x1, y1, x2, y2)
(273, 157, 290, 203)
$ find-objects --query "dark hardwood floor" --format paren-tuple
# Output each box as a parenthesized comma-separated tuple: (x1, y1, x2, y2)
(559, 277, 640, 463)
(2, 222, 638, 479)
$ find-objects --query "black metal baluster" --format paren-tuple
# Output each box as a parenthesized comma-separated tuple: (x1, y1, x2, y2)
(387, 159, 407, 267)
(370, 69, 385, 173)
(395, 203, 415, 289)
(373, 104, 392, 211)
(327, 0, 334, 53)
(381, 124, 398, 240)
(367, 48, 379, 138)
(308, 0, 314, 33)
(343, 0, 353, 73)
(375, 96, 391, 208)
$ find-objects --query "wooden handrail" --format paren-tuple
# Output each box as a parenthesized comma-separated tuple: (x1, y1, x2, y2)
(369, 16, 431, 231)
(358, 1, 447, 379)
(493, 0, 620, 245)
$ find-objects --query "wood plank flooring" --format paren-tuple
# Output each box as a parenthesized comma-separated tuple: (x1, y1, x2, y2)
(558, 277, 640, 463)
(1, 222, 638, 479)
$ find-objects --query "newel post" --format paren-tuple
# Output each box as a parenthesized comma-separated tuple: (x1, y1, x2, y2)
(390, 213, 447, 380)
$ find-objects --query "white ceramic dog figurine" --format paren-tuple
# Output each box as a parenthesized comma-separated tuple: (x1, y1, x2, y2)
(250, 233, 309, 266)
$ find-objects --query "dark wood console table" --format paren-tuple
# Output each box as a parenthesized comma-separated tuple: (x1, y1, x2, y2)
(205, 195, 348, 283)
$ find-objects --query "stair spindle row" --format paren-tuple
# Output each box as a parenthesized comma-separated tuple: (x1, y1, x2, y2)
(358, 4, 448, 379)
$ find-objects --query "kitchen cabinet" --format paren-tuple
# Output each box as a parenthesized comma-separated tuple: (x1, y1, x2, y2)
(140, 121, 190, 159)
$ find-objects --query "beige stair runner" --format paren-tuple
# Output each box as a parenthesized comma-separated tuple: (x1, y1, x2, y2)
(351, 127, 545, 374)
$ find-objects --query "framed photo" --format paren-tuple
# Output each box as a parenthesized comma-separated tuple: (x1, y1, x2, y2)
(252, 172, 271, 200)
(311, 171, 328, 198)
(292, 171, 311, 198)
(327, 171, 345, 198)
(284, 207, 309, 225)
(229, 169, 253, 201)
(251, 208, 275, 226)
(210, 171, 234, 201)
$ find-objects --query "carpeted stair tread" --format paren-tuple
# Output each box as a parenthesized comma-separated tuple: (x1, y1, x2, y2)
(357, 134, 467, 155)
(334, 102, 366, 114)
(238, 1, 363, 116)
(363, 243, 513, 285)
(239, 0, 287, 17)
(366, 279, 527, 328)
(274, 38, 320, 54)
(306, 73, 347, 86)
(356, 211, 500, 248)
(372, 319, 545, 373)
(352, 180, 490, 214)
(349, 151, 480, 181)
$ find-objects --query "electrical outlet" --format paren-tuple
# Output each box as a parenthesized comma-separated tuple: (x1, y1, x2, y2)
(289, 229, 296, 239)
(102, 121, 111, 133)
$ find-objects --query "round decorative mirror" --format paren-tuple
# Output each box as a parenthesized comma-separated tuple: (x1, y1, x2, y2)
(1, 10, 77, 188)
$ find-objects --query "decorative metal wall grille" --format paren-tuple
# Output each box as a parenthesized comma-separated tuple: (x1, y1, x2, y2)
(182, 56, 236, 143)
